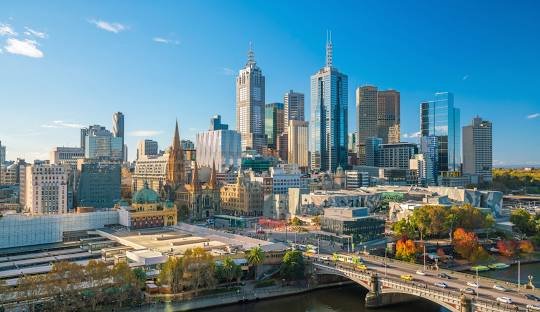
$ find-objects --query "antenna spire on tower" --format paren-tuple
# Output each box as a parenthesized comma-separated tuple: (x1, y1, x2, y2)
(247, 41, 256, 66)
(326, 30, 333, 68)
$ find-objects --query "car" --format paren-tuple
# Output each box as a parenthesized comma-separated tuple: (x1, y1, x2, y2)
(434, 282, 448, 288)
(496, 297, 512, 304)
(416, 270, 426, 276)
(461, 288, 476, 295)
(400, 274, 414, 281)
(356, 264, 368, 271)
(437, 273, 452, 279)
(493, 284, 507, 292)
(527, 304, 540, 311)
(467, 281, 480, 288)
(525, 294, 540, 301)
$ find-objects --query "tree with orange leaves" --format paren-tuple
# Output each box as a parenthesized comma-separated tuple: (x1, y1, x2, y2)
(453, 228, 489, 263)
(519, 240, 534, 254)
(497, 240, 518, 257)
(395, 237, 417, 263)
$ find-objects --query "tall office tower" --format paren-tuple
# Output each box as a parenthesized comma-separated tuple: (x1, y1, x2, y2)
(80, 128, 88, 150)
(277, 132, 288, 162)
(356, 86, 378, 164)
(284, 90, 305, 132)
(347, 133, 357, 153)
(137, 139, 159, 160)
(0, 140, 6, 164)
(421, 92, 461, 173)
(420, 135, 439, 185)
(264, 102, 285, 148)
(112, 112, 125, 161)
(76, 159, 121, 209)
(50, 147, 85, 166)
(463, 116, 492, 182)
(377, 90, 400, 144)
(310, 33, 348, 172)
(409, 154, 427, 186)
(196, 116, 242, 173)
(236, 43, 266, 153)
(365, 137, 382, 167)
(288, 120, 309, 169)
(24, 163, 68, 214)
(81, 125, 123, 161)
(210, 114, 229, 130)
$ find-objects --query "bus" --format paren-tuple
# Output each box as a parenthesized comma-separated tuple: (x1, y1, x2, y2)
(332, 253, 363, 264)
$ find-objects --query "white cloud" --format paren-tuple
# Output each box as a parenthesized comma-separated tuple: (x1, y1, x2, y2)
(462, 75, 469, 81)
(128, 130, 163, 137)
(24, 27, 47, 39)
(221, 67, 235, 76)
(527, 113, 540, 119)
(4, 38, 44, 58)
(402, 131, 421, 139)
(41, 120, 84, 129)
(89, 19, 127, 33)
(0, 23, 17, 36)
(153, 37, 180, 45)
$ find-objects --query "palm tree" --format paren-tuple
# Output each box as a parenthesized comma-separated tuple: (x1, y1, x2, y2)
(246, 246, 265, 280)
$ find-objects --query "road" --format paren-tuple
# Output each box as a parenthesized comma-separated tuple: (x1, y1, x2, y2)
(310, 253, 540, 310)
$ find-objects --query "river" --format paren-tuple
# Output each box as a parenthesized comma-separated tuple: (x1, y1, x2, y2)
(478, 262, 540, 287)
(203, 284, 444, 312)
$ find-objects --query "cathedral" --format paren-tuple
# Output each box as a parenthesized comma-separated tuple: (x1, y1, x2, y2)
(160, 120, 220, 222)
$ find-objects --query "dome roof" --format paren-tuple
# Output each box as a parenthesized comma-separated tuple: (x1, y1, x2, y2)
(132, 182, 160, 204)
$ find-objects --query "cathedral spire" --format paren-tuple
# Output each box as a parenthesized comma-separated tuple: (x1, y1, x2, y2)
(167, 120, 185, 187)
(172, 119, 181, 150)
(325, 30, 333, 68)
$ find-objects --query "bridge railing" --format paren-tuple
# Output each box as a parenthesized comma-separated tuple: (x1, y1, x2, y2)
(359, 253, 539, 296)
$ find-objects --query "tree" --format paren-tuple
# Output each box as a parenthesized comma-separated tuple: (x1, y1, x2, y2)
(497, 240, 518, 257)
(391, 219, 416, 238)
(290, 217, 303, 226)
(510, 209, 535, 235)
(395, 237, 417, 262)
(158, 256, 184, 293)
(132, 268, 147, 289)
(311, 215, 321, 226)
(219, 257, 242, 285)
(450, 204, 488, 231)
(280, 250, 305, 281)
(246, 246, 266, 279)
(183, 247, 217, 295)
(453, 228, 489, 263)
(519, 240, 535, 254)
(85, 260, 110, 310)
(111, 262, 139, 307)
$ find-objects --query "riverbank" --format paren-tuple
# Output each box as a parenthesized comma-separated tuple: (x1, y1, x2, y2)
(128, 281, 354, 312)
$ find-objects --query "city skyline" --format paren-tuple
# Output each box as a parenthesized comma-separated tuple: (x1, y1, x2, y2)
(1, 1, 539, 165)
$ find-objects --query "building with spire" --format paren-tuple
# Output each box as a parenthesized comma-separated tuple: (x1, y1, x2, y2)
(310, 32, 348, 172)
(236, 43, 266, 153)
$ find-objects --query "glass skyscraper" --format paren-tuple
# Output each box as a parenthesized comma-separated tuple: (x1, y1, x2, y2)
(310, 33, 348, 172)
(420, 92, 461, 173)
(264, 102, 284, 148)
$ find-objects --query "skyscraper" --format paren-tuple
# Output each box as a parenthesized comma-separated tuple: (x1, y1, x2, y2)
(310, 33, 348, 172)
(196, 116, 242, 173)
(284, 90, 305, 132)
(356, 86, 378, 164)
(377, 90, 400, 144)
(236, 43, 266, 153)
(463, 116, 492, 182)
(288, 120, 309, 169)
(82, 125, 123, 161)
(76, 159, 121, 209)
(136, 139, 159, 160)
(420, 92, 461, 173)
(264, 102, 284, 148)
(210, 114, 229, 130)
(112, 112, 125, 161)
(0, 140, 6, 164)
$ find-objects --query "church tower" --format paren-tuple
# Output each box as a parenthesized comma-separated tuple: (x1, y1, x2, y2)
(167, 120, 185, 188)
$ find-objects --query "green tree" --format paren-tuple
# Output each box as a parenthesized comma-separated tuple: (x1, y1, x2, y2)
(220, 257, 242, 284)
(290, 217, 303, 226)
(158, 256, 184, 293)
(311, 215, 321, 226)
(510, 208, 535, 235)
(85, 260, 110, 310)
(280, 250, 305, 280)
(183, 247, 217, 295)
(246, 246, 266, 279)
(391, 219, 417, 238)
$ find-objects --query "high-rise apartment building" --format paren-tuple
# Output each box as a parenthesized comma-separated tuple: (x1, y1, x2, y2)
(112, 112, 125, 161)
(365, 137, 382, 167)
(0, 140, 5, 164)
(348, 133, 357, 154)
(76, 159, 121, 209)
(378, 143, 417, 169)
(137, 139, 159, 160)
(310, 33, 348, 172)
(236, 44, 266, 153)
(81, 125, 123, 161)
(284, 90, 305, 132)
(419, 136, 439, 185)
(132, 153, 168, 193)
(264, 102, 285, 148)
(421, 92, 461, 173)
(463, 116, 492, 182)
(24, 163, 68, 214)
(287, 120, 309, 169)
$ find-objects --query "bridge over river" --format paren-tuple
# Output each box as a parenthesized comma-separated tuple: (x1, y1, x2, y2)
(308, 254, 540, 312)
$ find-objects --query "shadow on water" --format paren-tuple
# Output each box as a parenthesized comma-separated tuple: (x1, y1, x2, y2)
(202, 285, 447, 312)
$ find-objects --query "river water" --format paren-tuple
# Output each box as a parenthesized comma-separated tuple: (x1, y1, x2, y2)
(204, 263, 540, 312)
(204, 284, 443, 312)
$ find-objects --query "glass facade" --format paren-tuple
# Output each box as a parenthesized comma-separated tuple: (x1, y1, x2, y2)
(83, 125, 123, 161)
(420, 92, 461, 173)
(77, 161, 121, 209)
(264, 102, 284, 148)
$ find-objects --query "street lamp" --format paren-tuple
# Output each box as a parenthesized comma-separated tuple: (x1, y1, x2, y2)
(517, 260, 521, 292)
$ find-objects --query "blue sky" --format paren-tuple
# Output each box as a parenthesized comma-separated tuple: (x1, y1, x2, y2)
(0, 0, 539, 165)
